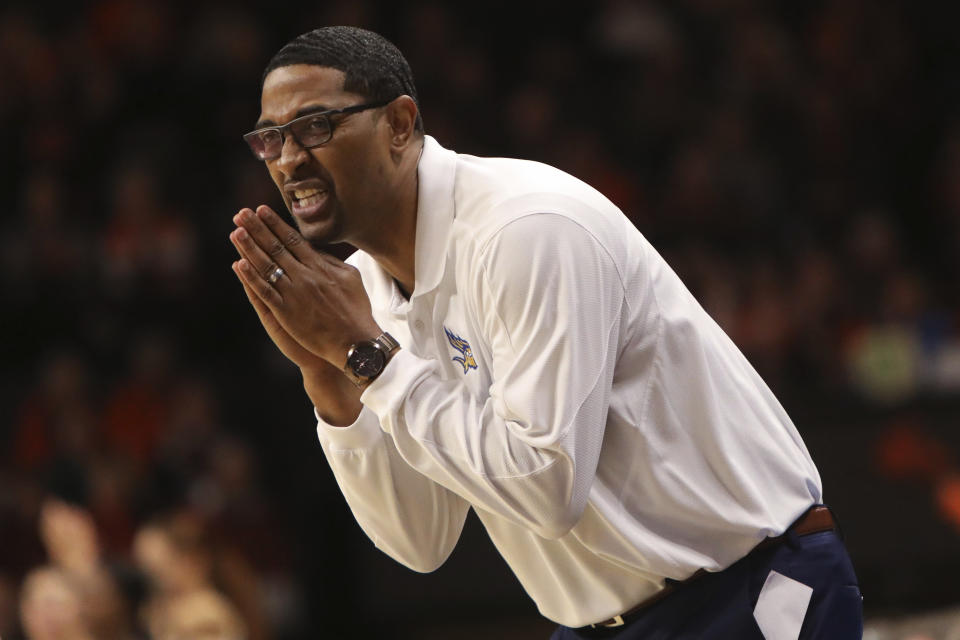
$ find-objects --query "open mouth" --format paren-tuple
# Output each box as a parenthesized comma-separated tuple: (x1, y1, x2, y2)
(292, 187, 327, 209)
(289, 186, 331, 220)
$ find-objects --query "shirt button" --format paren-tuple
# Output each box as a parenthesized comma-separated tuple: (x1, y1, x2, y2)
(414, 320, 425, 331)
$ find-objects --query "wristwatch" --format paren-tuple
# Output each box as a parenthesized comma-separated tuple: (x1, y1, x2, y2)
(344, 332, 400, 388)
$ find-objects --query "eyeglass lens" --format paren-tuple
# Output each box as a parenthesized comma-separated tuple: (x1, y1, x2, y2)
(249, 114, 332, 160)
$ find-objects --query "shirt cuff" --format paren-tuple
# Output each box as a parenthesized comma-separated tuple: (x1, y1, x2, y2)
(315, 405, 383, 450)
(360, 348, 436, 435)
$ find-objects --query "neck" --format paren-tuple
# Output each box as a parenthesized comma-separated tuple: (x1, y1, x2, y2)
(353, 138, 421, 295)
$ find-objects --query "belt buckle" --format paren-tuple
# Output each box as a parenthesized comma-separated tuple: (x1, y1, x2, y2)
(591, 614, 625, 628)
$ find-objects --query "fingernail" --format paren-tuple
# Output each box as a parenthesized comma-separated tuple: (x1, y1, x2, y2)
(237, 228, 248, 239)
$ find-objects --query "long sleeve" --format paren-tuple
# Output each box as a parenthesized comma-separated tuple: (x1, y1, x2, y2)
(316, 407, 471, 572)
(363, 213, 627, 539)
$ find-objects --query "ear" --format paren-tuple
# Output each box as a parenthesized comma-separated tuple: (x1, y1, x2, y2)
(385, 95, 419, 152)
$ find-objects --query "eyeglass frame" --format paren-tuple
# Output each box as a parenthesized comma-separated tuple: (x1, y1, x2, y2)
(242, 98, 393, 160)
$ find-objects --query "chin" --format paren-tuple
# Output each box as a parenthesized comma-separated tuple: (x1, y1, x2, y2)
(300, 221, 345, 250)
(305, 236, 338, 251)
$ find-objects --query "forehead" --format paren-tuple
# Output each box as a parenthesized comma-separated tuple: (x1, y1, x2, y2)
(259, 65, 358, 124)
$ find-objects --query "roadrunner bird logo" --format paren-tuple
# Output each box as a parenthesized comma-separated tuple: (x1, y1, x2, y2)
(444, 327, 478, 374)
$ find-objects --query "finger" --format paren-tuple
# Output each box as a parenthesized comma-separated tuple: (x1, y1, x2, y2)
(233, 261, 278, 320)
(256, 205, 314, 263)
(229, 228, 263, 279)
(230, 226, 290, 287)
(234, 257, 284, 308)
(234, 207, 301, 271)
(233, 262, 286, 336)
(229, 223, 267, 274)
(229, 225, 258, 266)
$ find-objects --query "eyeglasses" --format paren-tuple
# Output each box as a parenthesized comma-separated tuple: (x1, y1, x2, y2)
(242, 99, 392, 160)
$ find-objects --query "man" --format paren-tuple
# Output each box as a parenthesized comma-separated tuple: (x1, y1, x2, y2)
(230, 26, 862, 638)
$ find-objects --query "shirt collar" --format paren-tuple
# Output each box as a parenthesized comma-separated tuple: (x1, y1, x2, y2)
(410, 135, 457, 299)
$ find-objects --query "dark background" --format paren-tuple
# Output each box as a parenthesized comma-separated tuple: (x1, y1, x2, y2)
(2, 0, 960, 638)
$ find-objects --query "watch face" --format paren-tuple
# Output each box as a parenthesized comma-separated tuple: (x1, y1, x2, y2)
(348, 342, 387, 377)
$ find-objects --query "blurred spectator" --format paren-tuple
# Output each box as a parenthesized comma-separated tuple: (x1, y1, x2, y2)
(19, 566, 95, 640)
(151, 588, 247, 640)
(133, 509, 267, 640)
(10, 351, 100, 478)
(7, 347, 104, 585)
(102, 331, 178, 468)
(99, 163, 197, 298)
(1, 170, 95, 301)
(151, 376, 224, 505)
(21, 499, 134, 640)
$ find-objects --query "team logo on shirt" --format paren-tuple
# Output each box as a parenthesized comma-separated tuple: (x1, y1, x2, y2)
(444, 327, 478, 374)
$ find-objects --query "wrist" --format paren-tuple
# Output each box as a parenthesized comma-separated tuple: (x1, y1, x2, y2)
(343, 332, 400, 388)
(299, 359, 343, 386)
(300, 364, 362, 426)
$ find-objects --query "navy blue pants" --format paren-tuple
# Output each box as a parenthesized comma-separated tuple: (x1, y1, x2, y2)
(552, 529, 862, 639)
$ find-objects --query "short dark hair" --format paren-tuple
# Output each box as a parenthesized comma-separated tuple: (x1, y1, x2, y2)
(263, 26, 423, 132)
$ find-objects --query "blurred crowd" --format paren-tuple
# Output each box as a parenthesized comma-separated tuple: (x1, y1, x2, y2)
(1, 0, 958, 638)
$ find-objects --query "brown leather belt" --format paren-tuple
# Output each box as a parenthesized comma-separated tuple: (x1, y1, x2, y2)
(789, 504, 837, 536)
(589, 505, 839, 629)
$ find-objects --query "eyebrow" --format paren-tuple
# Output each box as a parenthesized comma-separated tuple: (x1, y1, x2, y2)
(254, 104, 333, 130)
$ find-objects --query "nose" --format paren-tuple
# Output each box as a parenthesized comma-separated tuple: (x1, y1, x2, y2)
(274, 133, 309, 178)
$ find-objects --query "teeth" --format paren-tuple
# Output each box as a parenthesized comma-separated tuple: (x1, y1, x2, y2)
(295, 193, 325, 208)
(293, 188, 323, 198)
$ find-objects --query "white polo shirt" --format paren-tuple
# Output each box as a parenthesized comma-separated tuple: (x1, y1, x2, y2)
(315, 136, 821, 627)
